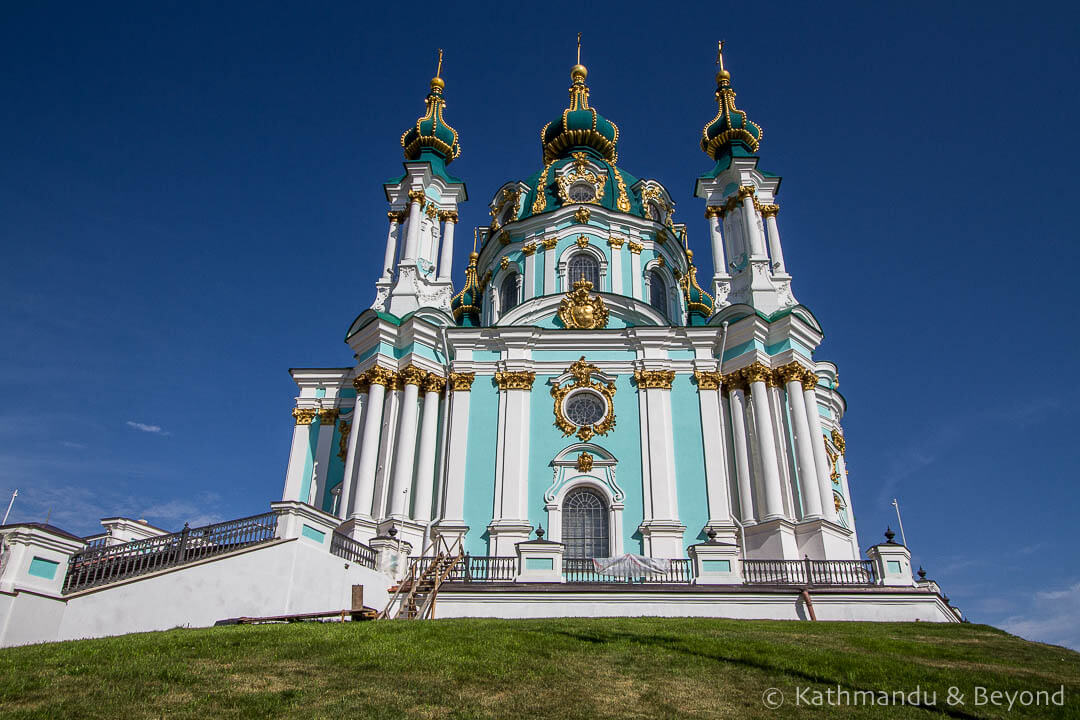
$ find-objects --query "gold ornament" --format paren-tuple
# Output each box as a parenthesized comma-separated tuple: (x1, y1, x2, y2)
(523, 242, 538, 256)
(366, 366, 397, 387)
(575, 235, 590, 249)
(318, 408, 339, 425)
(633, 369, 675, 389)
(740, 363, 772, 386)
(542, 237, 559, 250)
(551, 356, 617, 441)
(407, 189, 427, 207)
(627, 241, 643, 255)
(292, 408, 317, 425)
(693, 370, 722, 390)
(607, 235, 625, 249)
(776, 362, 808, 385)
(353, 372, 371, 393)
(574, 206, 591, 224)
(558, 279, 609, 330)
(337, 420, 350, 462)
(449, 372, 475, 391)
(737, 185, 756, 200)
(613, 168, 631, 212)
(495, 371, 536, 391)
(399, 366, 428, 387)
(422, 374, 446, 394)
(800, 369, 820, 392)
(576, 452, 594, 472)
(500, 256, 510, 270)
(831, 429, 846, 456)
(759, 203, 779, 218)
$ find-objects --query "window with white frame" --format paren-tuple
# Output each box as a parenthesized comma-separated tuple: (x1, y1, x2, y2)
(499, 272, 519, 313)
(562, 487, 609, 559)
(567, 253, 600, 288)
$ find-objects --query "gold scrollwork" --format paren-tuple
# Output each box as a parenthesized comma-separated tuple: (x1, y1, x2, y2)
(633, 369, 676, 389)
(337, 420, 350, 462)
(422, 374, 446, 394)
(831, 429, 846, 455)
(495, 371, 536, 391)
(576, 451, 594, 472)
(318, 408, 339, 425)
(607, 235, 625, 249)
(740, 362, 773, 386)
(365, 366, 397, 387)
(407, 189, 427, 207)
(532, 162, 553, 214)
(523, 242, 538, 256)
(292, 408, 317, 425)
(613, 168, 631, 213)
(556, 152, 607, 206)
(551, 357, 617, 442)
(627, 241, 643, 255)
(575, 235, 590, 248)
(557, 279, 609, 329)
(399, 365, 428, 387)
(449, 372, 475, 391)
(542, 237, 559, 250)
(574, 206, 591, 224)
(693, 370, 722, 390)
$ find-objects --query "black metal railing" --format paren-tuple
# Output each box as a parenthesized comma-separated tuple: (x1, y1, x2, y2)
(411, 555, 517, 583)
(562, 558, 695, 584)
(742, 558, 876, 586)
(63, 511, 279, 594)
(330, 532, 376, 569)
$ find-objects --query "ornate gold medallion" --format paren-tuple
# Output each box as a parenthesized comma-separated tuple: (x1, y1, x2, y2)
(558, 279, 609, 329)
(551, 357, 617, 441)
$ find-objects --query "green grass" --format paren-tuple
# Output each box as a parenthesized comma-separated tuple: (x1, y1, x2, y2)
(0, 618, 1077, 719)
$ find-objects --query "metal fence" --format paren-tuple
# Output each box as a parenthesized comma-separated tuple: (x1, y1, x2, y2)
(742, 558, 876, 586)
(562, 558, 695, 584)
(329, 532, 376, 569)
(63, 511, 279, 594)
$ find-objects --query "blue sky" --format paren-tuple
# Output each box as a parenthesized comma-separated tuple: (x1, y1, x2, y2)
(2, 3, 1078, 648)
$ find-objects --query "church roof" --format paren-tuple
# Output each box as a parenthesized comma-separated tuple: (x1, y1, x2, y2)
(700, 46, 762, 161)
(400, 53, 461, 166)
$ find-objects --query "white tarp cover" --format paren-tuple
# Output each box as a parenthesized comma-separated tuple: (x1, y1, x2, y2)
(591, 554, 671, 577)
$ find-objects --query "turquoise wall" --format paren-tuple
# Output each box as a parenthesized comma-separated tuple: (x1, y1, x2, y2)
(671, 377, 709, 549)
(320, 407, 351, 513)
(298, 417, 320, 505)
(461, 379, 499, 555)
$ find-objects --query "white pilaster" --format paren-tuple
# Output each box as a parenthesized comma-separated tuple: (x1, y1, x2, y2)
(411, 379, 443, 522)
(803, 383, 838, 524)
(523, 246, 537, 301)
(437, 212, 456, 282)
(696, 373, 733, 530)
(746, 368, 785, 521)
(489, 372, 534, 555)
(309, 410, 337, 508)
(609, 238, 624, 295)
(434, 373, 473, 544)
(727, 387, 755, 525)
(543, 237, 556, 295)
(338, 387, 367, 520)
(403, 192, 423, 261)
(389, 369, 424, 518)
(781, 371, 823, 520)
(636, 371, 685, 557)
(350, 373, 390, 522)
(382, 213, 401, 280)
(763, 208, 786, 273)
(282, 409, 315, 503)
(629, 244, 642, 300)
(742, 193, 767, 258)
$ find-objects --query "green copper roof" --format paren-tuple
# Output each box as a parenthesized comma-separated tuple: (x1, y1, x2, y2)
(541, 65, 619, 165)
(700, 64, 762, 161)
(401, 77, 461, 165)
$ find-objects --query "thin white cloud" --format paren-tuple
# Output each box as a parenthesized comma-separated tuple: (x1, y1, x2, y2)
(61, 441, 88, 449)
(1000, 581, 1080, 651)
(125, 421, 168, 435)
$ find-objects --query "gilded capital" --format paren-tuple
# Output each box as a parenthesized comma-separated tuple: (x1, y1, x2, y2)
(318, 408, 339, 425)
(407, 189, 427, 206)
(422, 374, 446, 394)
(634, 369, 676, 389)
(627, 241, 643, 255)
(365, 366, 397, 387)
(722, 371, 747, 392)
(438, 210, 459, 223)
(542, 236, 559, 250)
(737, 185, 756, 200)
(760, 203, 779, 218)
(741, 362, 773, 386)
(292, 408, 317, 425)
(705, 206, 723, 219)
(449, 372, 476, 391)
(353, 373, 371, 393)
(495, 370, 536, 391)
(400, 365, 428, 387)
(387, 210, 401, 223)
(607, 235, 625, 249)
(776, 362, 808, 385)
(522, 241, 538, 256)
(800, 369, 820, 392)
(693, 370, 722, 391)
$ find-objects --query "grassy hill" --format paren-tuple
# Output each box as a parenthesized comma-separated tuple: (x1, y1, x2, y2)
(0, 618, 1077, 719)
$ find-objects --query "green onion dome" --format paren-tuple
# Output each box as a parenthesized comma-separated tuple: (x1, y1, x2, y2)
(541, 65, 619, 165)
(700, 64, 762, 160)
(680, 249, 714, 325)
(450, 252, 482, 326)
(401, 76, 461, 164)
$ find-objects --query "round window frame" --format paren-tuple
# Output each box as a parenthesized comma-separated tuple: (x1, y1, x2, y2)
(568, 181, 597, 203)
(562, 388, 608, 429)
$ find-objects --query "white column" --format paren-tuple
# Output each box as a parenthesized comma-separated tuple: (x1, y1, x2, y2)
(350, 370, 391, 518)
(523, 244, 537, 301)
(608, 237, 624, 294)
(490, 371, 534, 555)
(727, 386, 755, 524)
(707, 208, 726, 275)
(543, 238, 556, 294)
(762, 206, 786, 273)
(745, 365, 785, 521)
(309, 409, 337, 508)
(803, 377, 839, 524)
(403, 191, 424, 261)
(740, 188, 767, 258)
(411, 377, 444, 522)
(696, 372, 731, 526)
(338, 384, 367, 519)
(780, 367, 823, 520)
(389, 367, 425, 518)
(282, 408, 315, 502)
(437, 373, 473, 530)
(437, 212, 457, 282)
(629, 243, 642, 300)
(382, 212, 401, 279)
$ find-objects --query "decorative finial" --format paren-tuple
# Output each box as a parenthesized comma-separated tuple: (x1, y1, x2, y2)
(917, 566, 927, 580)
(577, 32, 582, 65)
(436, 48, 443, 79)
(884, 526, 896, 543)
(706, 528, 717, 543)
(429, 49, 446, 91)
(716, 40, 725, 71)
(536, 524, 545, 540)
(473, 227, 478, 253)
(571, 32, 587, 82)
(388, 525, 397, 538)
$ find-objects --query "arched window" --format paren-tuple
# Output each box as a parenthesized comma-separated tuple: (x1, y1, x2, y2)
(567, 253, 600, 288)
(648, 269, 667, 314)
(499, 273, 519, 314)
(562, 488, 609, 559)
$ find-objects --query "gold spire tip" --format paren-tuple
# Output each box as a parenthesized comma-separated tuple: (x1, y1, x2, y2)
(715, 40, 730, 84)
(430, 48, 445, 90)
(472, 227, 478, 253)
(571, 32, 587, 81)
